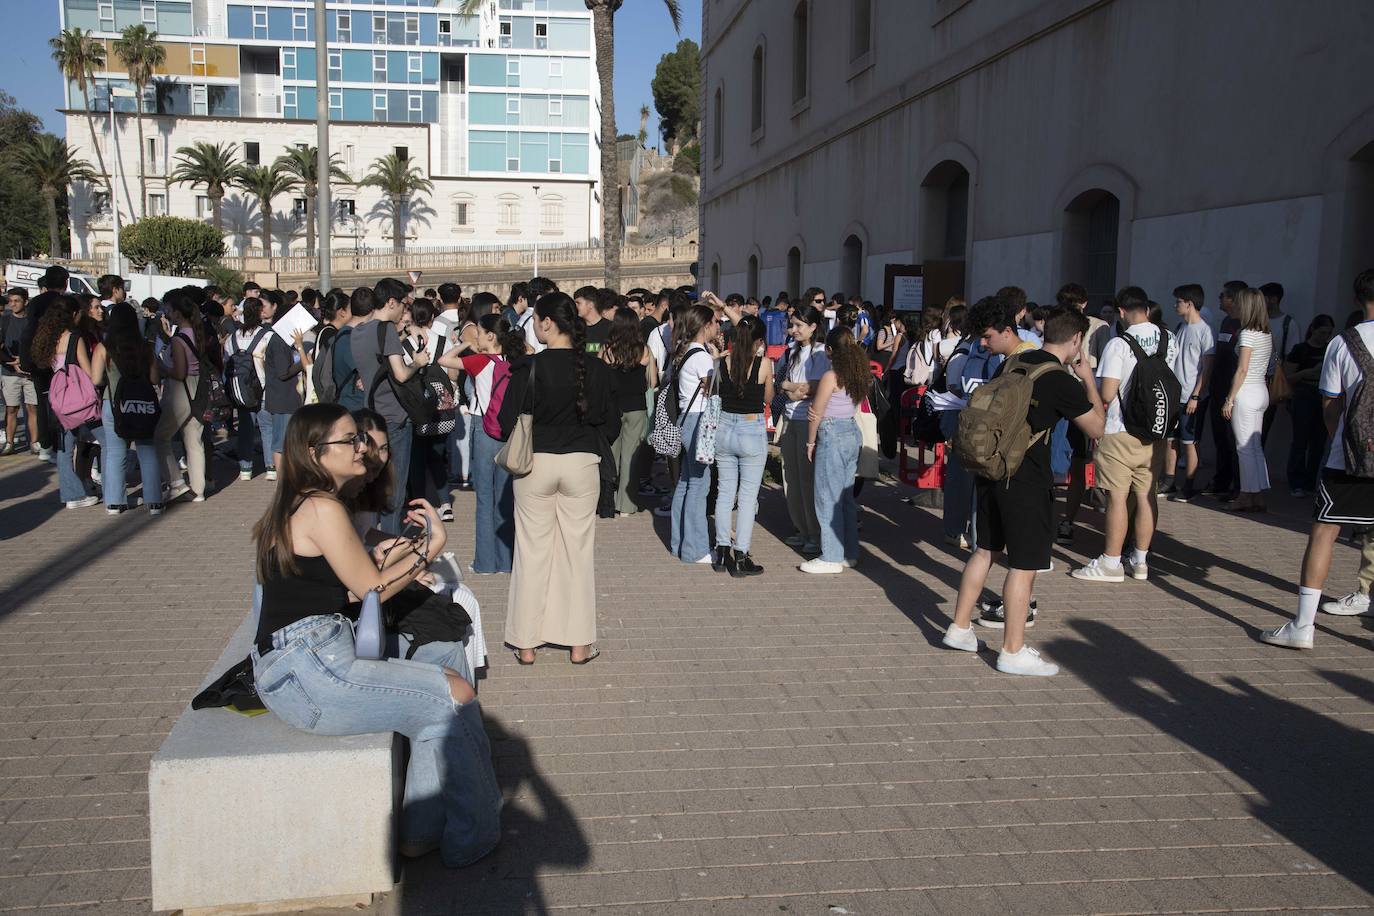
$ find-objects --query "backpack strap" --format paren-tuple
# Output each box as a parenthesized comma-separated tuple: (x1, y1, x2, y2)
(1342, 328, 1374, 379)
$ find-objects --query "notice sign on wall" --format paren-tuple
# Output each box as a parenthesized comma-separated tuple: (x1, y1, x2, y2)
(884, 264, 925, 313)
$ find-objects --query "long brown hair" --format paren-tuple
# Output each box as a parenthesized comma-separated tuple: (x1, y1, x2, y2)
(253, 403, 354, 581)
(826, 327, 869, 405)
(30, 295, 79, 369)
(671, 304, 714, 368)
(343, 408, 393, 516)
(604, 306, 646, 368)
(728, 315, 765, 397)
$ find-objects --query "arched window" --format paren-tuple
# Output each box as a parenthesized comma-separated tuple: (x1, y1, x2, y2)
(747, 254, 759, 299)
(750, 44, 765, 137)
(1063, 189, 1121, 313)
(850, 0, 872, 63)
(540, 194, 564, 233)
(497, 193, 521, 231)
(786, 246, 802, 298)
(710, 259, 721, 293)
(919, 160, 970, 261)
(842, 234, 864, 298)
(712, 86, 724, 166)
(792, 2, 809, 105)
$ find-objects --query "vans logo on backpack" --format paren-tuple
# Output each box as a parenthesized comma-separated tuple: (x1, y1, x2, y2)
(122, 399, 158, 415)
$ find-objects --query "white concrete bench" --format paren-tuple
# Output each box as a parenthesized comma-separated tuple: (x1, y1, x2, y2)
(149, 590, 400, 915)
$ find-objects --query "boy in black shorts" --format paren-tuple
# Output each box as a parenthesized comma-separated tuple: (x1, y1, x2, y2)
(1263, 268, 1374, 650)
(942, 301, 1106, 676)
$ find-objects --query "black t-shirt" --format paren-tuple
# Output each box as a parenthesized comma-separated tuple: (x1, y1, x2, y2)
(639, 315, 660, 340)
(1287, 340, 1323, 388)
(992, 349, 1092, 486)
(498, 348, 621, 455)
(584, 318, 612, 354)
(1211, 316, 1241, 382)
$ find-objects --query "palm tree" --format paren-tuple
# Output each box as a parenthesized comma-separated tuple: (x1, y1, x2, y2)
(232, 163, 299, 258)
(112, 24, 167, 219)
(638, 103, 650, 147)
(171, 141, 239, 237)
(459, 0, 681, 287)
(50, 28, 112, 202)
(359, 152, 433, 256)
(276, 145, 351, 254)
(13, 135, 97, 256)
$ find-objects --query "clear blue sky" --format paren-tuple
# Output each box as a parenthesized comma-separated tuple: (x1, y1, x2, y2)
(1, 0, 700, 144)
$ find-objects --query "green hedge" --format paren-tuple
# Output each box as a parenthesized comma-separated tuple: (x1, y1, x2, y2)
(120, 216, 225, 275)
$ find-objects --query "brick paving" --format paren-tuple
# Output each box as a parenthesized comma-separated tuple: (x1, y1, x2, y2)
(1, 448, 1372, 914)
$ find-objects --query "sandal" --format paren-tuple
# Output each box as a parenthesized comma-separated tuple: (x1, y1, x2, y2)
(512, 649, 536, 666)
(570, 647, 601, 665)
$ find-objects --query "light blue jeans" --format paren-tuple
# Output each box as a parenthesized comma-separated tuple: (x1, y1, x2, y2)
(670, 411, 711, 562)
(101, 400, 160, 507)
(471, 425, 514, 573)
(57, 427, 93, 502)
(446, 410, 471, 491)
(251, 614, 501, 867)
(813, 416, 860, 564)
(712, 412, 767, 553)
(939, 409, 973, 541)
(255, 408, 281, 471)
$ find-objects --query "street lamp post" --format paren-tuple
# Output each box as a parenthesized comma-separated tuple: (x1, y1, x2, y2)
(532, 183, 540, 277)
(107, 86, 136, 276)
(315, 0, 332, 290)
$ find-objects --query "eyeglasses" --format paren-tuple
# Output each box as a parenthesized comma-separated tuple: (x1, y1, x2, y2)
(812, 298, 824, 304)
(316, 432, 368, 451)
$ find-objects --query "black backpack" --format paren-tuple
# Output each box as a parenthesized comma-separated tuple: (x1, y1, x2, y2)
(366, 321, 441, 426)
(402, 334, 458, 436)
(111, 370, 161, 440)
(225, 328, 269, 411)
(312, 325, 340, 404)
(1119, 331, 1182, 441)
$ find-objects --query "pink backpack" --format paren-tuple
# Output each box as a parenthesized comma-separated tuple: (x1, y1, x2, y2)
(482, 358, 514, 439)
(49, 333, 101, 430)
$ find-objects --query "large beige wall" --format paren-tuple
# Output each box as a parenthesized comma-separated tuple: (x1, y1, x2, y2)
(700, 0, 1374, 322)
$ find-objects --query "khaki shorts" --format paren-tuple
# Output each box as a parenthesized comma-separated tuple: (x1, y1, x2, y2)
(0, 374, 37, 408)
(1095, 431, 1166, 494)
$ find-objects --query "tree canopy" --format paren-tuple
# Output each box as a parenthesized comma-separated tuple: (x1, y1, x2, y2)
(0, 91, 61, 257)
(651, 38, 700, 153)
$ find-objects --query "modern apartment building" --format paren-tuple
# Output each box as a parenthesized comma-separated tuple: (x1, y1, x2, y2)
(59, 0, 603, 259)
(699, 0, 1374, 322)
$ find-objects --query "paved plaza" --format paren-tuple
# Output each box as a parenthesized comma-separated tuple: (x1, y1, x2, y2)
(1, 451, 1372, 914)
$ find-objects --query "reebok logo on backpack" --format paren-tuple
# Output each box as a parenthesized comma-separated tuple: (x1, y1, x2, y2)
(1119, 332, 1181, 442)
(952, 355, 1065, 481)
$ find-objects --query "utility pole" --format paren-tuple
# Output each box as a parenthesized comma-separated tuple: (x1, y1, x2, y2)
(532, 183, 540, 277)
(315, 0, 332, 291)
(108, 86, 136, 276)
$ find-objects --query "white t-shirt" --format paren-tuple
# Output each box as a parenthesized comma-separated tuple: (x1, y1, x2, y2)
(1238, 329, 1272, 386)
(1320, 324, 1374, 470)
(230, 325, 272, 385)
(513, 308, 544, 353)
(1171, 320, 1215, 399)
(784, 343, 831, 420)
(647, 325, 667, 373)
(677, 345, 714, 413)
(1098, 322, 1179, 435)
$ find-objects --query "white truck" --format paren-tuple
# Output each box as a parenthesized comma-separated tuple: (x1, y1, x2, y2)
(4, 260, 199, 302)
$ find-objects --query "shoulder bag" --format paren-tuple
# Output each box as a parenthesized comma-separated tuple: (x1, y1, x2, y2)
(495, 357, 537, 476)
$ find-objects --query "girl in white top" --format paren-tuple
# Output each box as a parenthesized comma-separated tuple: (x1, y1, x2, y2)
(778, 304, 830, 551)
(1220, 288, 1273, 510)
(668, 304, 720, 564)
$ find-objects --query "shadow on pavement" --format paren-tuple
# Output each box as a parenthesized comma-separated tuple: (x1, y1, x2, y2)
(1047, 619, 1374, 895)
(395, 715, 589, 915)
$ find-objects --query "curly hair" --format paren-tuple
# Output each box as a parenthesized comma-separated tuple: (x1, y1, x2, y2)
(825, 326, 869, 406)
(30, 295, 79, 369)
(603, 306, 646, 369)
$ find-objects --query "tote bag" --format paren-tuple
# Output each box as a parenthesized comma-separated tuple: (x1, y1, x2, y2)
(694, 370, 721, 465)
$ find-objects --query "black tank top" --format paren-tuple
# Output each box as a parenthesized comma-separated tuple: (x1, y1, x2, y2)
(256, 554, 351, 652)
(721, 356, 765, 414)
(612, 362, 649, 413)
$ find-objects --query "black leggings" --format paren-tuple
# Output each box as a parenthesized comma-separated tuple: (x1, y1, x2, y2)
(409, 434, 449, 506)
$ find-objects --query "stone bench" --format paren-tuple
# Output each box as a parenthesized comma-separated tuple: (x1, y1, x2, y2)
(149, 588, 400, 915)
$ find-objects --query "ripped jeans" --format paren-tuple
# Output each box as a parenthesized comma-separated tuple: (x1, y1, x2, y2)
(250, 615, 502, 866)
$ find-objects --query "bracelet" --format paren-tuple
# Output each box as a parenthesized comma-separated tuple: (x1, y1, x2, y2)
(1188, 395, 1199, 401)
(807, 441, 816, 447)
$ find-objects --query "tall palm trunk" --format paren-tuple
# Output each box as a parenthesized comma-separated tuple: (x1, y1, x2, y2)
(392, 193, 404, 254)
(304, 185, 316, 254)
(592, 4, 620, 288)
(211, 186, 224, 236)
(260, 200, 272, 257)
(134, 91, 147, 219)
(79, 85, 113, 201)
(42, 188, 61, 256)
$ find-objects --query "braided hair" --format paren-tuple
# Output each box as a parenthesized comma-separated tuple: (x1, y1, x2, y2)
(534, 292, 589, 420)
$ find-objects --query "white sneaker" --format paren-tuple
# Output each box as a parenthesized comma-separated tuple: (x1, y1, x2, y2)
(799, 559, 844, 574)
(191, 494, 206, 503)
(692, 554, 713, 565)
(178, 457, 187, 471)
(38, 448, 54, 462)
(239, 469, 252, 481)
(1260, 621, 1314, 650)
(167, 482, 192, 501)
(265, 468, 277, 481)
(1126, 559, 1149, 581)
(1322, 592, 1372, 616)
(996, 644, 1059, 676)
(65, 496, 100, 509)
(1071, 557, 1125, 583)
(91, 466, 101, 484)
(941, 624, 982, 653)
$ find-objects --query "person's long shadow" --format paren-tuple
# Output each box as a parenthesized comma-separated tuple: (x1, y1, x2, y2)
(395, 715, 589, 915)
(1048, 620, 1374, 894)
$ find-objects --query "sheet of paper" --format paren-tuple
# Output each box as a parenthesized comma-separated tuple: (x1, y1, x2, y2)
(271, 303, 317, 347)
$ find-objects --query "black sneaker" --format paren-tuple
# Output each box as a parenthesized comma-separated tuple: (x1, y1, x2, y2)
(975, 598, 1038, 630)
(1169, 488, 1194, 503)
(1055, 522, 1074, 545)
(1158, 477, 1177, 496)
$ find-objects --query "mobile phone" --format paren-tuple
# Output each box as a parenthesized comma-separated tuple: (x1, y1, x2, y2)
(400, 519, 426, 541)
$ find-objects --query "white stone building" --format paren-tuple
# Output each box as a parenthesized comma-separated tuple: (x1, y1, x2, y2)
(59, 0, 603, 260)
(699, 0, 1374, 323)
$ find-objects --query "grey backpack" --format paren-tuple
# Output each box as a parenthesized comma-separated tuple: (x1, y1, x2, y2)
(1340, 328, 1374, 477)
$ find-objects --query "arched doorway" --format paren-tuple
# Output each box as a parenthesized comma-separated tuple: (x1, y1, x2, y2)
(1063, 189, 1121, 313)
(710, 259, 721, 293)
(786, 246, 802, 299)
(1340, 140, 1374, 296)
(919, 160, 971, 307)
(842, 234, 863, 298)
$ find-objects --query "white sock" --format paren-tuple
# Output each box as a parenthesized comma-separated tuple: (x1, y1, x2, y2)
(1130, 548, 1148, 566)
(1100, 554, 1122, 568)
(1296, 586, 1322, 629)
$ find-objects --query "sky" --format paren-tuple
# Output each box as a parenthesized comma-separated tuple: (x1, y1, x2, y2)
(1, 0, 701, 144)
